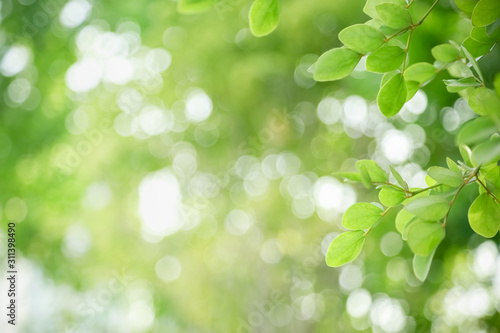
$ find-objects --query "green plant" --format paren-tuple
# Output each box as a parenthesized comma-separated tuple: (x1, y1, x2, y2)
(177, 0, 500, 281)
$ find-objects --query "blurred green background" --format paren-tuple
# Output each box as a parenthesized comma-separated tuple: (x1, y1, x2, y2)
(1, 0, 500, 332)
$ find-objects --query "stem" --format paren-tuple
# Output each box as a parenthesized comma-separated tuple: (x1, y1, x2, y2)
(402, 29, 414, 74)
(365, 207, 392, 236)
(371, 181, 407, 193)
(410, 183, 442, 195)
(406, 0, 415, 8)
(476, 177, 500, 204)
(443, 166, 480, 227)
(414, 0, 440, 27)
(384, 27, 410, 43)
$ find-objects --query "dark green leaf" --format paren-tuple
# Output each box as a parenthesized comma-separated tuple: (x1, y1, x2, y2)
(463, 37, 495, 58)
(377, 73, 407, 117)
(338, 24, 385, 54)
(249, 0, 281, 37)
(454, 0, 479, 14)
(468, 193, 500, 237)
(342, 202, 384, 230)
(407, 221, 445, 256)
(325, 231, 366, 267)
(313, 48, 361, 81)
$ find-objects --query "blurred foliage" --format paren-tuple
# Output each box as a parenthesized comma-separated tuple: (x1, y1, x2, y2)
(0, 0, 500, 332)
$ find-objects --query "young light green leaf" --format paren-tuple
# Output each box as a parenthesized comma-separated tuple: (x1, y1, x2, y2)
(375, 3, 411, 29)
(338, 24, 385, 54)
(178, 0, 216, 13)
(390, 166, 409, 191)
(249, 0, 280, 37)
(333, 172, 363, 183)
(472, 0, 500, 27)
(413, 248, 436, 282)
(405, 196, 450, 221)
(446, 158, 461, 174)
(363, 0, 407, 20)
(459, 145, 474, 166)
(457, 116, 499, 145)
(471, 135, 500, 165)
(379, 186, 406, 207)
(404, 62, 436, 84)
(342, 202, 384, 230)
(447, 61, 474, 78)
(325, 231, 366, 267)
(468, 193, 500, 238)
(396, 208, 415, 234)
(431, 44, 460, 63)
(468, 87, 500, 116)
(407, 221, 445, 256)
(366, 45, 405, 73)
(381, 71, 398, 87)
(355, 159, 388, 185)
(377, 73, 407, 117)
(427, 166, 463, 188)
(454, 0, 479, 14)
(405, 80, 420, 101)
(313, 48, 362, 82)
(444, 77, 482, 93)
(462, 46, 484, 82)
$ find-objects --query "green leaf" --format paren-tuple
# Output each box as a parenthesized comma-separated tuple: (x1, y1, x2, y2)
(471, 25, 500, 43)
(178, 0, 216, 13)
(379, 186, 406, 207)
(468, 193, 500, 237)
(468, 87, 500, 116)
(396, 208, 415, 234)
(485, 166, 500, 197)
(407, 221, 445, 256)
(405, 196, 450, 221)
(462, 46, 485, 83)
(391, 166, 409, 191)
(342, 202, 384, 230)
(427, 166, 463, 188)
(355, 159, 388, 187)
(325, 231, 366, 267)
(313, 48, 362, 82)
(495, 73, 500, 97)
(457, 116, 499, 145)
(338, 24, 385, 54)
(366, 45, 405, 73)
(472, 135, 500, 164)
(463, 37, 495, 58)
(363, 0, 407, 20)
(460, 145, 474, 166)
(413, 249, 436, 282)
(405, 80, 420, 101)
(404, 62, 436, 84)
(447, 61, 474, 78)
(472, 0, 500, 27)
(446, 158, 461, 174)
(249, 0, 281, 37)
(333, 172, 363, 183)
(454, 0, 479, 14)
(381, 71, 398, 87)
(375, 3, 412, 29)
(431, 44, 460, 63)
(377, 73, 407, 117)
(444, 77, 482, 93)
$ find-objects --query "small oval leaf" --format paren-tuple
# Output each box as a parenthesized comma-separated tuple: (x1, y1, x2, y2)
(407, 221, 445, 256)
(405, 196, 450, 221)
(338, 24, 385, 54)
(326, 231, 366, 267)
(342, 202, 384, 230)
(249, 0, 281, 37)
(377, 73, 407, 117)
(468, 193, 500, 238)
(313, 48, 361, 82)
